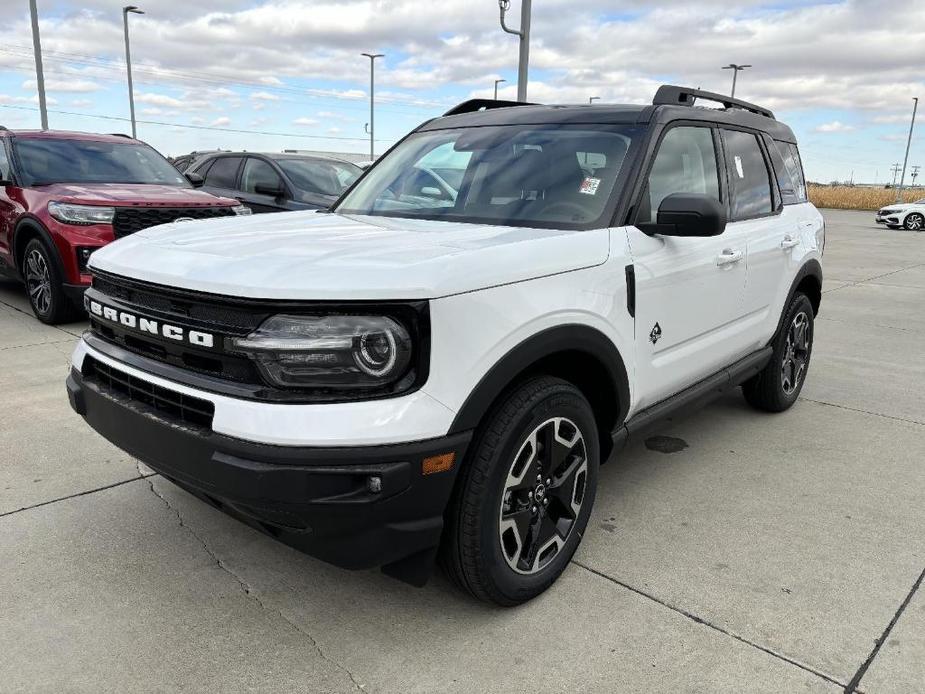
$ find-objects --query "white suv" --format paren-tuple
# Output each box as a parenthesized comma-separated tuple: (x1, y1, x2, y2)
(67, 86, 824, 605)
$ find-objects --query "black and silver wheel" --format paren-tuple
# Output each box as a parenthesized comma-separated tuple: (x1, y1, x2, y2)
(21, 238, 82, 325)
(442, 376, 599, 605)
(904, 213, 924, 231)
(743, 292, 814, 412)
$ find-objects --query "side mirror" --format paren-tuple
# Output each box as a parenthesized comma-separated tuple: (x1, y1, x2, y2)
(640, 193, 726, 237)
(185, 171, 204, 187)
(254, 182, 286, 198)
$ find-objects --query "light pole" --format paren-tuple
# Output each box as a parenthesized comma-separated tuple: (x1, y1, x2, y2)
(29, 0, 48, 130)
(493, 78, 506, 100)
(361, 53, 383, 161)
(499, 0, 531, 101)
(722, 63, 751, 99)
(589, 96, 600, 104)
(123, 5, 144, 138)
(896, 97, 919, 203)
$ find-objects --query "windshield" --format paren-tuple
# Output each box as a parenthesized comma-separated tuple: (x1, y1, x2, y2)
(13, 138, 189, 187)
(334, 123, 642, 228)
(276, 158, 362, 197)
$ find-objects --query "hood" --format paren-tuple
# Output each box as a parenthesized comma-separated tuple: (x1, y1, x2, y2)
(37, 182, 235, 207)
(89, 211, 610, 300)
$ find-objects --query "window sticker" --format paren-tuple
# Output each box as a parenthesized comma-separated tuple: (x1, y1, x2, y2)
(579, 177, 601, 195)
(734, 155, 745, 179)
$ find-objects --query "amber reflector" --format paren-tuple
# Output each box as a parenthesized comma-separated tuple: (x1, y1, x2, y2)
(422, 452, 455, 475)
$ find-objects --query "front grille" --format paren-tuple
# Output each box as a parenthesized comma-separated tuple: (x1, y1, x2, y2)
(112, 206, 235, 238)
(83, 355, 215, 429)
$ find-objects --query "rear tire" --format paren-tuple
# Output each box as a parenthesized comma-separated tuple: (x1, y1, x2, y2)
(904, 213, 924, 231)
(743, 292, 814, 412)
(22, 238, 82, 325)
(441, 376, 599, 606)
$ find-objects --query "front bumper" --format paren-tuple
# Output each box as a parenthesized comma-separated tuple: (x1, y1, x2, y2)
(66, 364, 471, 577)
(875, 215, 899, 225)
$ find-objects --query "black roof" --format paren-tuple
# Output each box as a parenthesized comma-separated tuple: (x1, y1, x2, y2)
(422, 85, 797, 144)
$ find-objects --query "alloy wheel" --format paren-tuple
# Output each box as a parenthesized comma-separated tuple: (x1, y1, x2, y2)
(905, 214, 923, 231)
(498, 417, 588, 575)
(25, 249, 52, 316)
(781, 311, 810, 396)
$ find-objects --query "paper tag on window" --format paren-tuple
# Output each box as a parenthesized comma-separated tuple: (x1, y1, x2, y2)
(579, 177, 601, 195)
(734, 155, 745, 179)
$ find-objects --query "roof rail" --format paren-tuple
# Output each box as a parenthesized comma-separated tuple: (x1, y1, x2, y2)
(109, 132, 133, 138)
(443, 98, 535, 116)
(653, 85, 775, 120)
(0, 125, 9, 131)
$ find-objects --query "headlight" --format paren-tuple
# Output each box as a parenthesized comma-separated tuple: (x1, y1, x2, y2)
(48, 202, 115, 225)
(232, 204, 252, 216)
(232, 314, 413, 389)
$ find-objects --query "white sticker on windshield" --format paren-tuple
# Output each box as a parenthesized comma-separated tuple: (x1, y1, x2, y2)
(579, 177, 601, 195)
(734, 155, 745, 179)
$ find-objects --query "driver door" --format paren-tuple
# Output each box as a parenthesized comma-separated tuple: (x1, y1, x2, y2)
(626, 124, 751, 411)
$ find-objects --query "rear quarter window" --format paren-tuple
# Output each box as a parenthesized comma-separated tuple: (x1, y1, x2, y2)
(773, 140, 807, 203)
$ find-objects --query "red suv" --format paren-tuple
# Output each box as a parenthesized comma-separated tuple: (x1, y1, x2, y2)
(0, 128, 248, 324)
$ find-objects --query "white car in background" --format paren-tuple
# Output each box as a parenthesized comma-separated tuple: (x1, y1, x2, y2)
(875, 200, 925, 230)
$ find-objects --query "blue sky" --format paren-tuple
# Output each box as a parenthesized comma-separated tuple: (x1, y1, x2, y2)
(1, 0, 923, 185)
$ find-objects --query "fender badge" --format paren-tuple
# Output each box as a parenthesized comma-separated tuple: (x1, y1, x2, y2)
(649, 322, 662, 344)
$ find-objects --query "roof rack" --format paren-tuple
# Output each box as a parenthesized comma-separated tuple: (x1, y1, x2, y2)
(109, 132, 133, 138)
(443, 98, 535, 116)
(653, 85, 775, 120)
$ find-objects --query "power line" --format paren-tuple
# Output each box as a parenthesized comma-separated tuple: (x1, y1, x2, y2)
(0, 103, 396, 143)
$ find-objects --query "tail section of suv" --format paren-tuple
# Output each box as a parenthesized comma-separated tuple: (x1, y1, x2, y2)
(0, 128, 250, 324)
(66, 86, 824, 605)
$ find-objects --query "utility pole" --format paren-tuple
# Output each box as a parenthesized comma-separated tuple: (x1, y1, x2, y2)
(123, 6, 144, 138)
(589, 96, 600, 104)
(361, 53, 383, 161)
(493, 78, 506, 100)
(912, 165, 921, 188)
(499, 0, 531, 101)
(891, 163, 902, 187)
(722, 63, 751, 99)
(896, 97, 919, 202)
(28, 0, 48, 130)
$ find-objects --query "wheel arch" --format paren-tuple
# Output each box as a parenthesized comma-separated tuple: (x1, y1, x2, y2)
(447, 324, 630, 462)
(12, 216, 58, 275)
(775, 259, 822, 339)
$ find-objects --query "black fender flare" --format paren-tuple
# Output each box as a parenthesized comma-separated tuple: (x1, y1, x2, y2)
(773, 259, 823, 340)
(12, 216, 61, 276)
(447, 324, 631, 439)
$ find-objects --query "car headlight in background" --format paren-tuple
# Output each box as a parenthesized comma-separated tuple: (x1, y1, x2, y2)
(232, 314, 413, 389)
(48, 201, 115, 225)
(232, 204, 252, 216)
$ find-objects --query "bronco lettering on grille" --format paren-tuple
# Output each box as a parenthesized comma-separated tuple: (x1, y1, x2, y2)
(87, 299, 215, 348)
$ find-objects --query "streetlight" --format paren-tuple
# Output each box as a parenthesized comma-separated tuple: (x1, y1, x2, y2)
(29, 0, 48, 130)
(722, 63, 751, 99)
(493, 78, 506, 100)
(123, 5, 144, 138)
(589, 96, 600, 104)
(361, 53, 384, 161)
(498, 0, 531, 101)
(896, 97, 919, 203)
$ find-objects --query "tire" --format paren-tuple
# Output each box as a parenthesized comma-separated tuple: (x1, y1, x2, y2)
(904, 213, 924, 231)
(887, 225, 901, 229)
(742, 292, 814, 412)
(441, 376, 599, 606)
(22, 238, 82, 325)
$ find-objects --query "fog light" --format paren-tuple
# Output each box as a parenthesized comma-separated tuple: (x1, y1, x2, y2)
(422, 452, 455, 476)
(367, 476, 382, 494)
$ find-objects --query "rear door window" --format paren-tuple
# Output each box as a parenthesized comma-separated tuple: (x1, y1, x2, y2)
(722, 130, 773, 220)
(204, 156, 242, 189)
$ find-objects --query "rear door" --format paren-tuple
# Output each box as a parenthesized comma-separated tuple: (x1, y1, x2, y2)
(198, 155, 243, 202)
(626, 123, 751, 410)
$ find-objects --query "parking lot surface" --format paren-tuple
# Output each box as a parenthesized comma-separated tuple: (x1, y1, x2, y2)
(0, 209, 922, 693)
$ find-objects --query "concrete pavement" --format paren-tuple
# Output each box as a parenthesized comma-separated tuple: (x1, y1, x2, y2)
(0, 209, 922, 692)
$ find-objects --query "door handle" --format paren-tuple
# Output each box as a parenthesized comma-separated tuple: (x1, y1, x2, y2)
(715, 249, 744, 266)
(781, 235, 800, 249)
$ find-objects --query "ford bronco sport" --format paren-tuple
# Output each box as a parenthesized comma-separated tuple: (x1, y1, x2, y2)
(0, 128, 249, 324)
(67, 86, 823, 605)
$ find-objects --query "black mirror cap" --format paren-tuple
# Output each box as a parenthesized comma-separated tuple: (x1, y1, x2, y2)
(254, 182, 286, 198)
(185, 171, 204, 187)
(641, 193, 727, 237)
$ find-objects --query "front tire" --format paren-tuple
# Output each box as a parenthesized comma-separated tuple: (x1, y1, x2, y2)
(441, 377, 599, 606)
(904, 213, 924, 231)
(22, 238, 82, 325)
(743, 292, 814, 412)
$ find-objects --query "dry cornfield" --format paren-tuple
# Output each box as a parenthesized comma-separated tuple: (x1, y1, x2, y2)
(808, 185, 924, 211)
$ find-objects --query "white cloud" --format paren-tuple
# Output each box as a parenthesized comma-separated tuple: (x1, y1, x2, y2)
(327, 126, 341, 134)
(814, 121, 856, 133)
(71, 98, 93, 108)
(211, 116, 231, 127)
(22, 78, 101, 93)
(250, 91, 279, 101)
(293, 117, 318, 127)
(136, 92, 185, 108)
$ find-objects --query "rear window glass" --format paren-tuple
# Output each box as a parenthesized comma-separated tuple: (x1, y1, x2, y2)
(204, 156, 242, 189)
(774, 141, 807, 203)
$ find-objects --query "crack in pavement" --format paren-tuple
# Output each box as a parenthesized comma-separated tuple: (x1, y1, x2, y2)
(571, 560, 848, 690)
(141, 474, 366, 693)
(0, 474, 154, 519)
(0, 338, 75, 352)
(800, 397, 924, 427)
